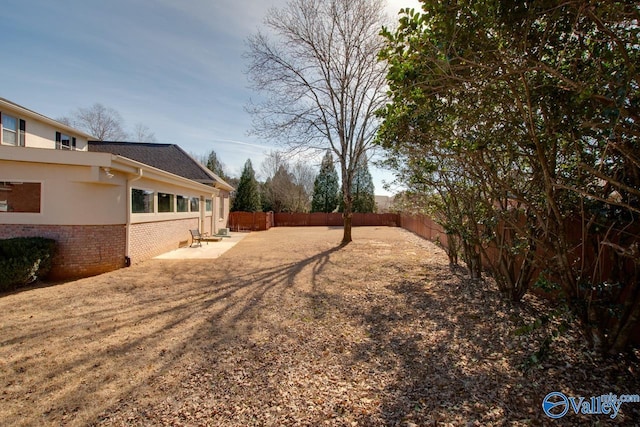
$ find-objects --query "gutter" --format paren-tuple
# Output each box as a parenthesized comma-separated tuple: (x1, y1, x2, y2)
(0, 97, 96, 141)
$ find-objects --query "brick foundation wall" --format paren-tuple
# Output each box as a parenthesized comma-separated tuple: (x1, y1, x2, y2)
(0, 224, 126, 280)
(129, 218, 199, 263)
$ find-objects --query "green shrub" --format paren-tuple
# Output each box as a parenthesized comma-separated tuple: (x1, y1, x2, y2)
(0, 237, 56, 292)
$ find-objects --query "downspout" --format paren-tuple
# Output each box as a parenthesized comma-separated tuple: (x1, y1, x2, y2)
(125, 167, 143, 266)
(212, 187, 220, 234)
(200, 195, 206, 234)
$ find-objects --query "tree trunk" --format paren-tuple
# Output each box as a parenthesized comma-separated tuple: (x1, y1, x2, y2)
(342, 212, 352, 244)
(461, 240, 482, 280)
(610, 297, 640, 354)
(341, 167, 354, 244)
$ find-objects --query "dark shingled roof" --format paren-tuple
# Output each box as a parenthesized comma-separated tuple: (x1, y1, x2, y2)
(88, 141, 233, 190)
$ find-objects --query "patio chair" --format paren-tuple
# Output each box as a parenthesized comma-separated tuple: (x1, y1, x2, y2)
(189, 229, 222, 247)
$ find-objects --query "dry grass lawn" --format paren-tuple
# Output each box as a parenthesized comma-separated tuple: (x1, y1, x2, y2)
(1, 226, 639, 426)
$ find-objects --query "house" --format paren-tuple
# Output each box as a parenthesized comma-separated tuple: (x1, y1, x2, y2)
(0, 97, 234, 280)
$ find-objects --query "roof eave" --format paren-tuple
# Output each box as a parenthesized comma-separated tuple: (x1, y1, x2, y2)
(0, 97, 97, 140)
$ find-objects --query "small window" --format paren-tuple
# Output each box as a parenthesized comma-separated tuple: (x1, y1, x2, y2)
(177, 195, 188, 212)
(55, 132, 76, 150)
(205, 199, 212, 212)
(132, 189, 154, 213)
(2, 114, 17, 145)
(1, 115, 25, 146)
(190, 197, 199, 212)
(0, 182, 41, 213)
(158, 192, 175, 213)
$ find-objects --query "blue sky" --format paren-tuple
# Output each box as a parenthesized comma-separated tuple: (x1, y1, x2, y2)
(1, 0, 421, 194)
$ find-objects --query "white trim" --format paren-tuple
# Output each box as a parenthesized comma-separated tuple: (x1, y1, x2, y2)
(1, 113, 18, 146)
(131, 187, 155, 214)
(157, 191, 176, 213)
(0, 146, 221, 195)
(0, 97, 96, 140)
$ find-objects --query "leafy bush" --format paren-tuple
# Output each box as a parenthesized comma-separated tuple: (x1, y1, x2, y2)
(0, 237, 56, 292)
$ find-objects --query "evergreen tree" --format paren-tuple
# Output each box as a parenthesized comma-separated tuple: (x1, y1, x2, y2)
(260, 179, 274, 212)
(232, 159, 261, 212)
(352, 157, 376, 212)
(311, 151, 340, 213)
(205, 150, 228, 181)
(341, 156, 375, 213)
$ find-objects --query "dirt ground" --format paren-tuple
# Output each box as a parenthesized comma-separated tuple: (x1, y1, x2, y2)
(1, 226, 639, 426)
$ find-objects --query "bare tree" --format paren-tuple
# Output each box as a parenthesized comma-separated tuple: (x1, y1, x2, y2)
(260, 150, 289, 182)
(59, 103, 128, 141)
(246, 0, 388, 243)
(261, 150, 315, 212)
(132, 123, 157, 143)
(290, 160, 316, 212)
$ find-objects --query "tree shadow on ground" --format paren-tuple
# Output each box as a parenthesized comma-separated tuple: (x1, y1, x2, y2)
(335, 264, 640, 425)
(0, 237, 349, 426)
(5, 228, 639, 426)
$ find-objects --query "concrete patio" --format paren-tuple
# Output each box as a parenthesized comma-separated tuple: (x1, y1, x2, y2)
(154, 232, 250, 259)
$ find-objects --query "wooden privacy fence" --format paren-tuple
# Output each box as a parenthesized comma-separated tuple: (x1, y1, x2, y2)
(228, 212, 400, 230)
(228, 211, 274, 231)
(398, 214, 450, 248)
(275, 213, 344, 227)
(229, 211, 638, 289)
(399, 213, 639, 290)
(275, 212, 399, 227)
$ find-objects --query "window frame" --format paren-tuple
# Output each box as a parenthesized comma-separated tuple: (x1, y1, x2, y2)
(176, 195, 189, 213)
(131, 188, 155, 214)
(190, 196, 200, 213)
(0, 181, 42, 213)
(157, 192, 175, 213)
(2, 113, 17, 145)
(55, 131, 76, 150)
(0, 113, 26, 146)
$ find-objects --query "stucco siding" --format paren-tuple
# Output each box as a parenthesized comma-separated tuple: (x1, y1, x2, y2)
(0, 159, 127, 225)
(0, 99, 90, 150)
(22, 119, 89, 151)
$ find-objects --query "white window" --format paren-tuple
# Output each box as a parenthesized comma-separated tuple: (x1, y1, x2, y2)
(177, 195, 189, 212)
(2, 114, 16, 145)
(55, 132, 76, 150)
(132, 189, 154, 213)
(1, 114, 24, 146)
(158, 192, 175, 213)
(190, 197, 199, 212)
(0, 113, 26, 147)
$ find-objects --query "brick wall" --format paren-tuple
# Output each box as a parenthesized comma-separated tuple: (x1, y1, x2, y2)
(0, 224, 126, 280)
(204, 214, 213, 235)
(129, 218, 199, 262)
